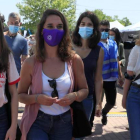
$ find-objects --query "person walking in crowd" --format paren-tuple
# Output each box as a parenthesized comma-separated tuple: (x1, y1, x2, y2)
(0, 13, 9, 32)
(28, 35, 36, 57)
(18, 9, 88, 140)
(98, 20, 123, 125)
(0, 17, 19, 140)
(72, 11, 103, 133)
(122, 39, 140, 140)
(109, 27, 125, 108)
(5, 12, 28, 74)
(109, 27, 125, 67)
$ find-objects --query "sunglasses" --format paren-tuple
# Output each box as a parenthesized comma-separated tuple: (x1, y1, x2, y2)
(48, 79, 59, 98)
(100, 28, 110, 32)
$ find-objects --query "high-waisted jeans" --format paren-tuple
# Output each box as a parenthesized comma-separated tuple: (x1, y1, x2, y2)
(27, 110, 72, 140)
(0, 105, 9, 140)
(127, 85, 140, 140)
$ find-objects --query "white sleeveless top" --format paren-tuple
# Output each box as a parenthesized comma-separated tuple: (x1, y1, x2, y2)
(40, 62, 71, 115)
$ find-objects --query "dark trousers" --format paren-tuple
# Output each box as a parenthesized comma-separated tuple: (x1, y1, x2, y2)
(102, 81, 117, 115)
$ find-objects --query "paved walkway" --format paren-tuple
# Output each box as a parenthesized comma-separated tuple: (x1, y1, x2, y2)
(18, 87, 130, 140)
(85, 87, 130, 140)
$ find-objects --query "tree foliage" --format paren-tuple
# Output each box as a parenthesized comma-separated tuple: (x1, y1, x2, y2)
(93, 9, 131, 26)
(16, 0, 76, 32)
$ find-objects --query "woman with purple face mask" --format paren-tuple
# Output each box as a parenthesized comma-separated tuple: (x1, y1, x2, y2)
(72, 11, 104, 139)
(18, 9, 88, 140)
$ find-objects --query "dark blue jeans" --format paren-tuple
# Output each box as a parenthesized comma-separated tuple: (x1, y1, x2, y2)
(0, 105, 9, 140)
(27, 110, 72, 140)
(127, 85, 140, 140)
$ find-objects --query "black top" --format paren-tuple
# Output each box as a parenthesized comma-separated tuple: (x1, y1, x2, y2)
(82, 46, 101, 96)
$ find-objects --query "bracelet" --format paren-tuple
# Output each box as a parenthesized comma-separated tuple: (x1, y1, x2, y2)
(124, 72, 135, 80)
(96, 105, 101, 110)
(73, 92, 78, 100)
(35, 94, 39, 103)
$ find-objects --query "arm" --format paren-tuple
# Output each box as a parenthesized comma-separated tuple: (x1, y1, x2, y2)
(95, 48, 104, 117)
(119, 43, 125, 67)
(122, 46, 138, 108)
(18, 57, 35, 105)
(73, 54, 88, 102)
(118, 57, 124, 86)
(122, 71, 133, 108)
(5, 84, 18, 140)
(21, 40, 28, 64)
(9, 84, 18, 129)
(21, 55, 27, 64)
(118, 58, 123, 78)
(18, 57, 57, 106)
(95, 48, 104, 106)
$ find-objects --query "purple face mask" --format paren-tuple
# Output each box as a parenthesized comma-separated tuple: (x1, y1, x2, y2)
(43, 28, 64, 47)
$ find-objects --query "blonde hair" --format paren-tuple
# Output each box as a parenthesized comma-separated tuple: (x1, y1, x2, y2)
(136, 39, 140, 46)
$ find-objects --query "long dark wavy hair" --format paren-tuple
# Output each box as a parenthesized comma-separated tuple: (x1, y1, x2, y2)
(35, 9, 73, 62)
(0, 18, 11, 73)
(72, 11, 101, 49)
(110, 27, 122, 47)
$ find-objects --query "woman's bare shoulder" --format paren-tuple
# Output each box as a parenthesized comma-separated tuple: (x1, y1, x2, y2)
(23, 55, 36, 68)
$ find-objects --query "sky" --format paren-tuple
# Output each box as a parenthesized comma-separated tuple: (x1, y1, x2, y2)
(0, 0, 140, 25)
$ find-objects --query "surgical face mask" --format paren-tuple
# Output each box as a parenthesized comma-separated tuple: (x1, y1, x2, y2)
(9, 25, 19, 34)
(78, 27, 93, 39)
(109, 35, 115, 41)
(101, 32, 109, 39)
(43, 28, 64, 47)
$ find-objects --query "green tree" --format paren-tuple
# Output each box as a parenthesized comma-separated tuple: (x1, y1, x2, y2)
(92, 9, 132, 26)
(16, 0, 76, 32)
(119, 17, 132, 26)
(93, 9, 113, 22)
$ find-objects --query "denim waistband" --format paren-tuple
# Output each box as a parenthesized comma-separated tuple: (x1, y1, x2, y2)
(38, 109, 71, 118)
(132, 83, 140, 89)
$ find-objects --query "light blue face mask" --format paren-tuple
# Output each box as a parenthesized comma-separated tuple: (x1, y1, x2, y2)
(78, 27, 94, 39)
(9, 25, 19, 34)
(101, 32, 109, 39)
(109, 35, 115, 41)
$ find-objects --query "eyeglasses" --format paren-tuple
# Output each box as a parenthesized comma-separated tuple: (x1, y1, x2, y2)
(48, 79, 59, 98)
(100, 28, 110, 32)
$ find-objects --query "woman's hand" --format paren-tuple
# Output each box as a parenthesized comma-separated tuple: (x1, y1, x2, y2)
(55, 92, 76, 107)
(95, 104, 102, 117)
(5, 127, 16, 140)
(118, 77, 124, 87)
(37, 94, 57, 106)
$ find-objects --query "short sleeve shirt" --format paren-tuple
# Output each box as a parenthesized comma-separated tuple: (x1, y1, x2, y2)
(0, 53, 20, 107)
(127, 45, 140, 85)
(5, 33, 28, 74)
